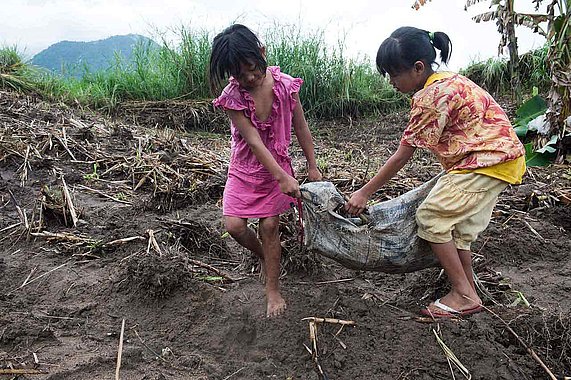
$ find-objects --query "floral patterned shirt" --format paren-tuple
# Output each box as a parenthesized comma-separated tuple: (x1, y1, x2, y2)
(400, 73, 525, 172)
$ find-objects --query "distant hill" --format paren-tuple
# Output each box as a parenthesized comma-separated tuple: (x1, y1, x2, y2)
(31, 34, 159, 77)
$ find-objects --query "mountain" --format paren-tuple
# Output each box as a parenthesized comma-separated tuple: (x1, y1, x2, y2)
(31, 34, 158, 77)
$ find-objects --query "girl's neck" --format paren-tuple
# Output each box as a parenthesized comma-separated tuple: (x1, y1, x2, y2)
(416, 69, 435, 91)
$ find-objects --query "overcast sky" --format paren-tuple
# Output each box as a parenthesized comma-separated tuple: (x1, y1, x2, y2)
(2, 0, 547, 71)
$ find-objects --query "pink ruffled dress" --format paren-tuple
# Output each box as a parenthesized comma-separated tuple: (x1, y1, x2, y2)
(213, 66, 302, 218)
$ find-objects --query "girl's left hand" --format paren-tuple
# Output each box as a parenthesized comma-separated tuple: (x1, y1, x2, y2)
(345, 189, 369, 216)
(278, 175, 301, 198)
(307, 167, 323, 182)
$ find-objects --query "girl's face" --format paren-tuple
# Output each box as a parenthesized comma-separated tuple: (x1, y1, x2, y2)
(235, 61, 266, 90)
(387, 61, 429, 94)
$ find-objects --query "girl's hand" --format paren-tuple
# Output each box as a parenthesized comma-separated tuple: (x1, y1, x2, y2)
(307, 167, 323, 182)
(345, 189, 369, 216)
(279, 175, 301, 198)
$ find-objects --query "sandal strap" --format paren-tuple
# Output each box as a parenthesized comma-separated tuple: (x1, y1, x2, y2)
(433, 299, 460, 314)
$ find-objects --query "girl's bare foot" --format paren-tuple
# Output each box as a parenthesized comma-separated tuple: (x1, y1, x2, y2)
(266, 291, 286, 318)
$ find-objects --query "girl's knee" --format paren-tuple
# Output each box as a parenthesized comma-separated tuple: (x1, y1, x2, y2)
(225, 218, 247, 238)
(259, 217, 279, 240)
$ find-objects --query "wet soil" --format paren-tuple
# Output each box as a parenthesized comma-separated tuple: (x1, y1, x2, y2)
(1, 90, 570, 380)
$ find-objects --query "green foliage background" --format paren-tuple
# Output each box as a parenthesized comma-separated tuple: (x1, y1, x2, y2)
(1, 23, 549, 120)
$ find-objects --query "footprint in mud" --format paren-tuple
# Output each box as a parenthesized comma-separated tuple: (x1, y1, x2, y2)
(235, 323, 257, 345)
(227, 309, 258, 346)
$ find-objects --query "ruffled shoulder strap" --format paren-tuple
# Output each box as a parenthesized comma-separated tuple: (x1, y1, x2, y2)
(270, 66, 303, 112)
(212, 81, 248, 111)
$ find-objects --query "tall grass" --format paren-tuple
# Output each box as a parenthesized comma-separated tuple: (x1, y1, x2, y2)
(462, 46, 550, 95)
(29, 30, 213, 110)
(264, 25, 404, 118)
(2, 24, 402, 119)
(3, 28, 550, 119)
(0, 46, 35, 92)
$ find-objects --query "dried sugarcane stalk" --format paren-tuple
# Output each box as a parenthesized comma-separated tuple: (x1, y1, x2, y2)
(309, 320, 318, 358)
(302, 316, 356, 378)
(8, 262, 68, 295)
(54, 134, 76, 160)
(0, 222, 21, 234)
(61, 176, 78, 227)
(30, 231, 94, 243)
(8, 189, 29, 230)
(305, 319, 328, 380)
(17, 144, 30, 187)
(115, 318, 126, 380)
(133, 329, 168, 363)
(433, 327, 471, 379)
(76, 184, 133, 205)
(187, 258, 238, 282)
(104, 236, 146, 247)
(68, 117, 87, 129)
(146, 229, 162, 256)
(20, 267, 37, 288)
(302, 317, 356, 325)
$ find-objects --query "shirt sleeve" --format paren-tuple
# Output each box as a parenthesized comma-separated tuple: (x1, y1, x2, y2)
(400, 89, 450, 149)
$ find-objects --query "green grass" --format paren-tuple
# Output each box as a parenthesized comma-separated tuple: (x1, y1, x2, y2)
(28, 30, 212, 111)
(2, 24, 549, 119)
(264, 24, 404, 118)
(461, 46, 550, 95)
(1, 24, 403, 119)
(0, 46, 35, 92)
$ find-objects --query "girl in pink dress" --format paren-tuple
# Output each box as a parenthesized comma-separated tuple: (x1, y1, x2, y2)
(209, 24, 322, 318)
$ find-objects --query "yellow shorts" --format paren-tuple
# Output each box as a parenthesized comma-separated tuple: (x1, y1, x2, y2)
(416, 173, 507, 250)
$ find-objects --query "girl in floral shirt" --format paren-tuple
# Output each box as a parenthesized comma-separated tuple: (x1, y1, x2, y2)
(346, 26, 525, 318)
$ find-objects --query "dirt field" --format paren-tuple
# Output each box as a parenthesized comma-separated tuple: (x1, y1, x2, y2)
(1, 89, 570, 380)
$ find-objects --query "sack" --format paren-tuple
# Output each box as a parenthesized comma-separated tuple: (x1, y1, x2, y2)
(300, 176, 441, 273)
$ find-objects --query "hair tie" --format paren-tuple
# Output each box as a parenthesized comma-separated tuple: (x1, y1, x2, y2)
(428, 32, 435, 42)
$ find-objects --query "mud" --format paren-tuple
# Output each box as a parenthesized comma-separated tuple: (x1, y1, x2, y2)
(1, 90, 570, 379)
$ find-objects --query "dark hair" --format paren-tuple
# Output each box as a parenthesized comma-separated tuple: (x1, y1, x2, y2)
(209, 24, 267, 94)
(376, 26, 452, 76)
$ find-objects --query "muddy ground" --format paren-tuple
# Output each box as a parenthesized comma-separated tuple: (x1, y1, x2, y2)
(0, 89, 570, 380)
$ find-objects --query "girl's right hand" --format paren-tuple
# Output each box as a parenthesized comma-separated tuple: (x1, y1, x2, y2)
(279, 175, 301, 198)
(345, 189, 369, 216)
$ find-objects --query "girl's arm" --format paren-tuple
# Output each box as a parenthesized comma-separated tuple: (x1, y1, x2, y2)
(227, 109, 301, 198)
(291, 93, 322, 181)
(346, 144, 416, 215)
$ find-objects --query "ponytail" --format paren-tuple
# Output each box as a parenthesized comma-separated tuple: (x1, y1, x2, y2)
(376, 26, 453, 75)
(430, 31, 452, 65)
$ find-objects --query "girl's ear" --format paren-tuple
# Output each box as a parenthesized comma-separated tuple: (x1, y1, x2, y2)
(414, 61, 425, 73)
(260, 46, 267, 59)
